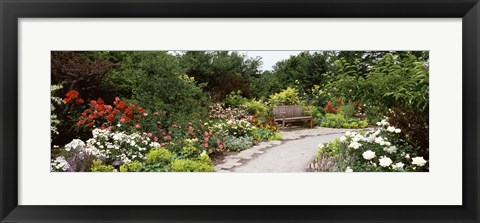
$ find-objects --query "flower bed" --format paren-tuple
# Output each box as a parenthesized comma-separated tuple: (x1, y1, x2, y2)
(315, 118, 428, 172)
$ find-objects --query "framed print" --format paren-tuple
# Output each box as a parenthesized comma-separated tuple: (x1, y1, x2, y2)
(1, 0, 479, 222)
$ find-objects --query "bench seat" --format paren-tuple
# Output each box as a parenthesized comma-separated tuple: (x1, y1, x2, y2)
(273, 105, 313, 128)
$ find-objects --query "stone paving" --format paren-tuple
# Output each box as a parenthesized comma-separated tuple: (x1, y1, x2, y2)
(214, 127, 372, 172)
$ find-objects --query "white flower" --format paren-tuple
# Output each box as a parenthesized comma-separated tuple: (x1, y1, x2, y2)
(392, 162, 405, 170)
(64, 139, 85, 151)
(387, 126, 396, 132)
(379, 156, 393, 167)
(405, 154, 410, 159)
(345, 131, 351, 136)
(345, 167, 353, 172)
(117, 123, 121, 127)
(376, 122, 382, 126)
(412, 157, 427, 166)
(348, 142, 362, 150)
(395, 128, 401, 133)
(340, 136, 347, 142)
(362, 150, 376, 160)
(385, 142, 391, 146)
(374, 137, 384, 144)
(318, 143, 324, 149)
(385, 146, 398, 154)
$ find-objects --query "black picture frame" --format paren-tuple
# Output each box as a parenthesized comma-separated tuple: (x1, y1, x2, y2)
(1, 0, 479, 222)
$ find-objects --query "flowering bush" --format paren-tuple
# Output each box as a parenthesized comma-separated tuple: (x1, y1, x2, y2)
(51, 128, 161, 171)
(315, 118, 428, 172)
(51, 84, 64, 142)
(324, 99, 344, 114)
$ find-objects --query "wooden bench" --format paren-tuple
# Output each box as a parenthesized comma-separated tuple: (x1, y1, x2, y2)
(273, 105, 313, 128)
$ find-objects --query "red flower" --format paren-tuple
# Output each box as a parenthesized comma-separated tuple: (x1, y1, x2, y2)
(81, 112, 87, 118)
(76, 120, 85, 126)
(107, 114, 115, 123)
(64, 90, 80, 103)
(75, 98, 84, 105)
(97, 98, 105, 105)
(116, 101, 127, 111)
(87, 122, 94, 127)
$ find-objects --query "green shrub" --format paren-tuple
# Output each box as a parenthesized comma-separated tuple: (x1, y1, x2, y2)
(252, 128, 282, 141)
(120, 160, 143, 172)
(225, 135, 254, 151)
(144, 148, 174, 172)
(225, 90, 248, 108)
(244, 99, 269, 117)
(91, 159, 115, 172)
(179, 144, 201, 159)
(268, 87, 301, 106)
(170, 155, 214, 172)
(339, 104, 356, 118)
(319, 113, 368, 129)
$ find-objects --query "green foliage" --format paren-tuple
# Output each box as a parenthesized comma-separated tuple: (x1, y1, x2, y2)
(339, 104, 356, 118)
(268, 87, 301, 106)
(252, 128, 282, 141)
(112, 51, 210, 121)
(244, 99, 269, 117)
(319, 113, 368, 129)
(91, 159, 115, 172)
(170, 154, 214, 172)
(225, 135, 254, 151)
(271, 51, 334, 96)
(146, 148, 173, 165)
(120, 160, 143, 172)
(179, 144, 201, 159)
(179, 51, 262, 101)
(225, 90, 248, 108)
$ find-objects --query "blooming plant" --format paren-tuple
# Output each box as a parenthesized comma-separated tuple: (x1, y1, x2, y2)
(316, 118, 428, 172)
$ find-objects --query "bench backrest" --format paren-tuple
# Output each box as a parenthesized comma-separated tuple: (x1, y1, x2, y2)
(273, 106, 304, 119)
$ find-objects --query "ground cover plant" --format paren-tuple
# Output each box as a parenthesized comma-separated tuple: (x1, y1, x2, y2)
(51, 51, 428, 172)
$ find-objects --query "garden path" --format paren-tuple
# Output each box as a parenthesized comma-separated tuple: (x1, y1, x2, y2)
(214, 127, 373, 172)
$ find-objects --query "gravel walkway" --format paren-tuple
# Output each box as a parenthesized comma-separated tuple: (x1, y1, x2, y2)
(231, 133, 344, 173)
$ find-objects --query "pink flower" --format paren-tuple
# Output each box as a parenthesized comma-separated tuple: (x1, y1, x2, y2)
(219, 144, 224, 149)
(154, 112, 159, 116)
(204, 137, 209, 143)
(108, 126, 114, 131)
(143, 113, 148, 117)
(217, 139, 221, 144)
(209, 149, 213, 153)
(135, 124, 141, 129)
(204, 143, 209, 148)
(164, 135, 172, 141)
(147, 132, 153, 137)
(154, 137, 158, 142)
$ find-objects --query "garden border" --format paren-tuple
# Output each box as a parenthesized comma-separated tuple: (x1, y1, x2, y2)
(1, 0, 479, 222)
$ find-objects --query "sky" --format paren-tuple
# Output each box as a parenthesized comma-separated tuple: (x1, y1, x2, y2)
(238, 51, 301, 71)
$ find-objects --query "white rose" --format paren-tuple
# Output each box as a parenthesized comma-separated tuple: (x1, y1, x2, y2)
(348, 142, 362, 150)
(345, 131, 351, 136)
(340, 136, 347, 142)
(374, 137, 384, 144)
(362, 150, 376, 160)
(385, 146, 398, 154)
(412, 157, 427, 166)
(345, 167, 353, 172)
(395, 128, 401, 133)
(387, 126, 396, 132)
(379, 156, 393, 167)
(392, 162, 405, 170)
